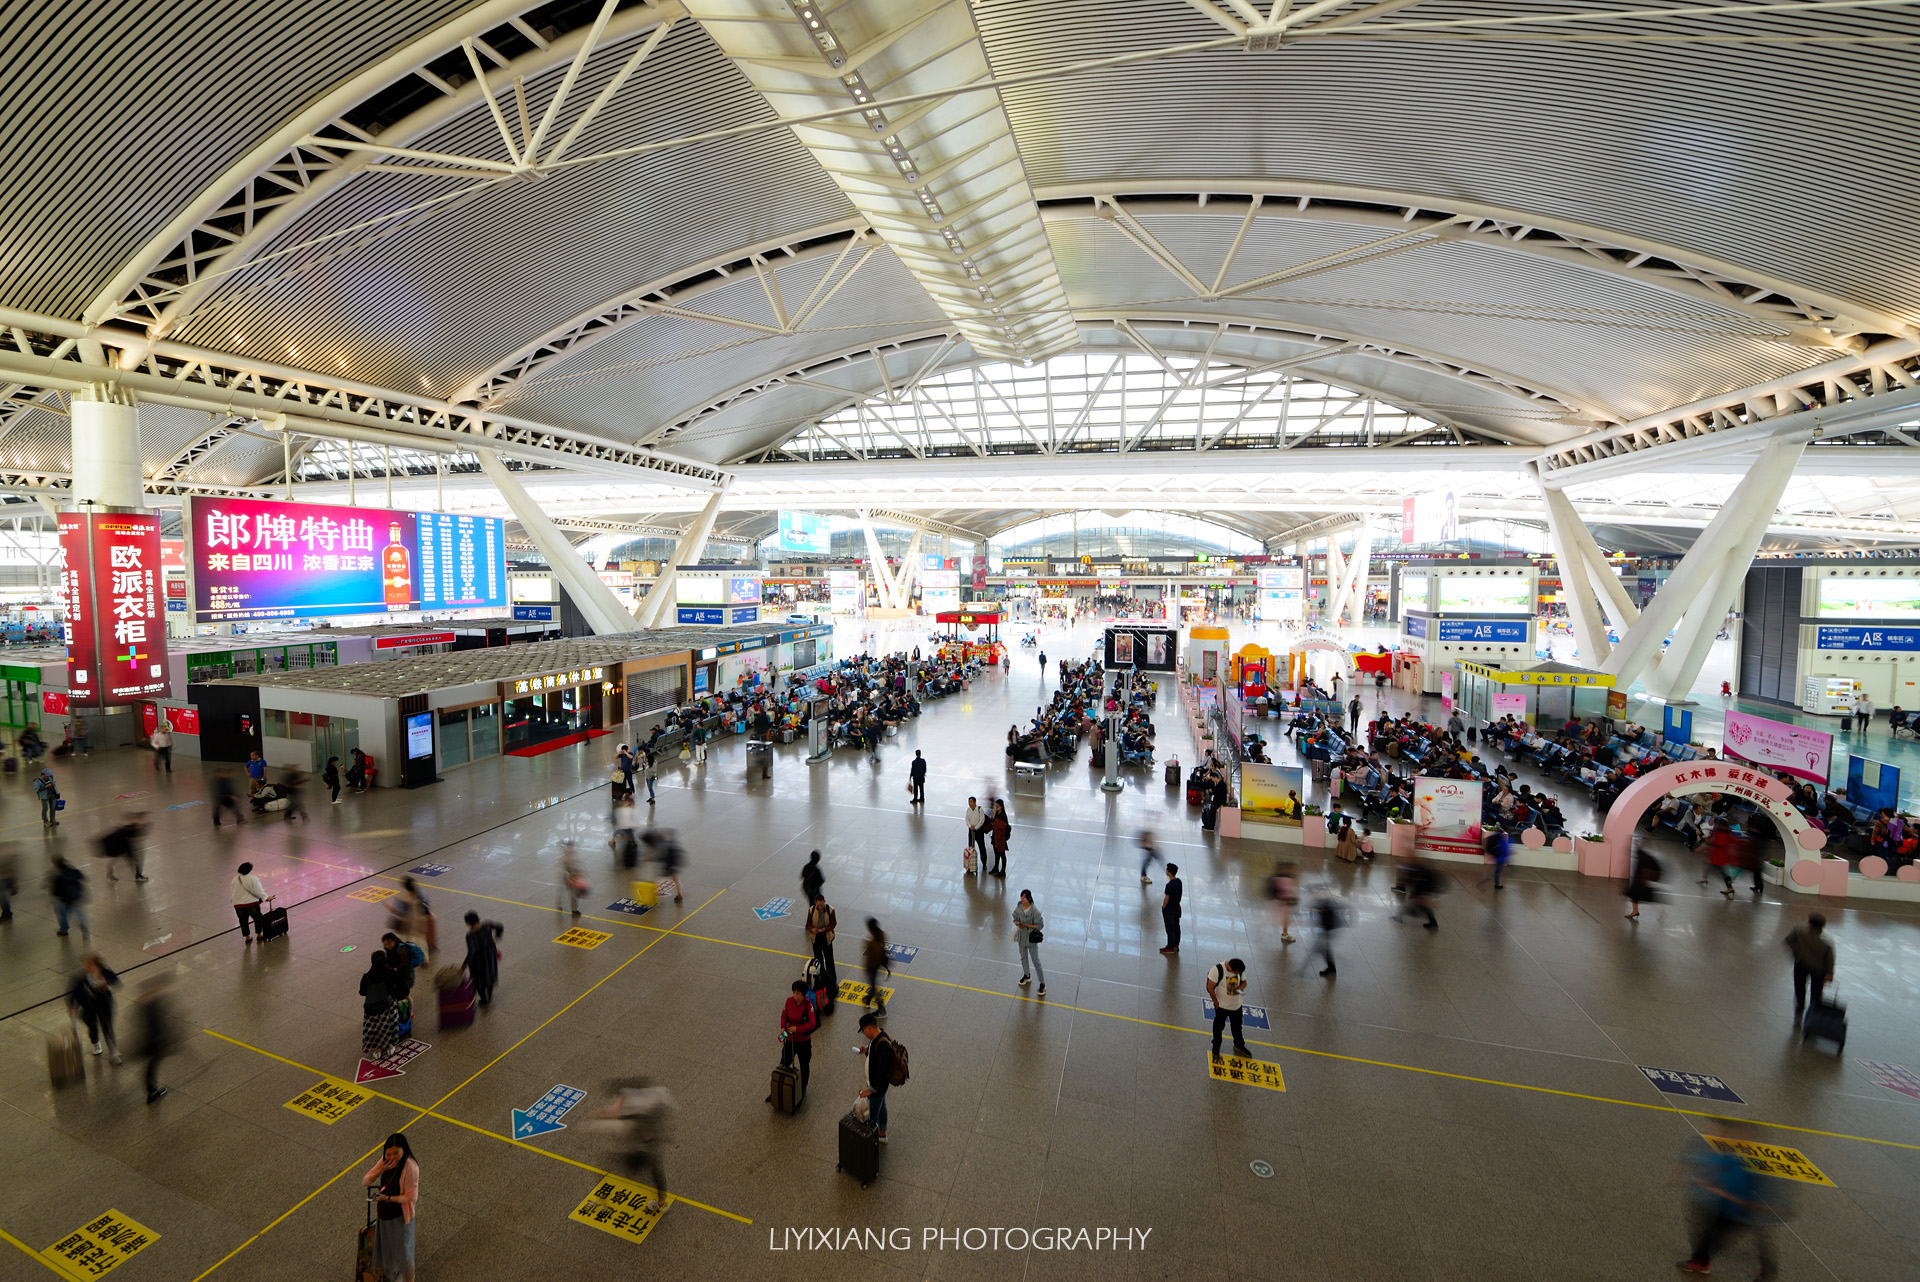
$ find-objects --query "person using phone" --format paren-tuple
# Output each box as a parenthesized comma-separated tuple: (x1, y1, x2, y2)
(1207, 958, 1252, 1059)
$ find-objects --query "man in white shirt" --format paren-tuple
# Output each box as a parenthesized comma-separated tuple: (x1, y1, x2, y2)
(1857, 693, 1875, 732)
(964, 797, 988, 868)
(1208, 958, 1251, 1059)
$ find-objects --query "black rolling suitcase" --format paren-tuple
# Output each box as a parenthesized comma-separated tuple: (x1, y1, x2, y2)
(257, 901, 289, 942)
(770, 1064, 803, 1114)
(1165, 760, 1180, 787)
(1201, 801, 1218, 831)
(1802, 993, 1847, 1052)
(837, 1110, 880, 1187)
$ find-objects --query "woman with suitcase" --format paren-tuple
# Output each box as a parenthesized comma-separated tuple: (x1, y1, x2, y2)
(230, 862, 269, 942)
(359, 953, 398, 1064)
(360, 1133, 420, 1282)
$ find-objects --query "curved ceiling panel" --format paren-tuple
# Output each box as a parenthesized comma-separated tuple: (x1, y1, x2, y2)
(169, 18, 856, 396)
(0, 0, 474, 319)
(974, 0, 1920, 327)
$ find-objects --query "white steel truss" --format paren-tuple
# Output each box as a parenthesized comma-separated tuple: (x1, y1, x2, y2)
(0, 312, 728, 489)
(682, 0, 1078, 364)
(87, 0, 685, 340)
(774, 351, 1457, 460)
(1041, 188, 1908, 352)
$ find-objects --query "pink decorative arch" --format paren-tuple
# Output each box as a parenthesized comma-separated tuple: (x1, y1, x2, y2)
(1600, 760, 1824, 879)
(1288, 639, 1357, 672)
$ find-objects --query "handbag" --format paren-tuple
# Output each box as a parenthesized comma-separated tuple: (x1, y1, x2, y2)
(1027, 929, 1043, 945)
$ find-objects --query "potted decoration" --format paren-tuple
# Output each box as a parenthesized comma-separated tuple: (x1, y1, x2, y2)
(1576, 832, 1611, 877)
(1301, 804, 1326, 848)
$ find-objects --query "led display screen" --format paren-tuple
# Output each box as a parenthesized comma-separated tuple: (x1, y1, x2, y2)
(1435, 577, 1531, 613)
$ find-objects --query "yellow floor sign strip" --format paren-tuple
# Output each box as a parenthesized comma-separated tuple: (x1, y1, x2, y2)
(1209, 1054, 1285, 1092)
(555, 927, 612, 949)
(836, 980, 894, 1007)
(346, 887, 395, 903)
(41, 1210, 160, 1280)
(284, 1077, 373, 1124)
(570, 1175, 666, 1246)
(1706, 1137, 1835, 1186)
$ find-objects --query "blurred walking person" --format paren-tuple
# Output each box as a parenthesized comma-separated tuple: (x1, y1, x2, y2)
(149, 717, 173, 773)
(1678, 1129, 1778, 1277)
(67, 954, 122, 1063)
(49, 854, 88, 940)
(596, 1079, 673, 1213)
(100, 812, 149, 882)
(462, 911, 504, 1008)
(137, 974, 174, 1103)
(1138, 828, 1162, 883)
(861, 918, 890, 1014)
(1305, 889, 1345, 978)
(211, 769, 245, 826)
(1269, 860, 1300, 944)
(1784, 914, 1835, 1019)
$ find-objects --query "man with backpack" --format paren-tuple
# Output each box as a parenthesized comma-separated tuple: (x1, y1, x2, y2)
(34, 766, 59, 827)
(857, 1012, 906, 1144)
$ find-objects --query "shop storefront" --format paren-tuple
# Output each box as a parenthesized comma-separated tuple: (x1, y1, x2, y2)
(502, 665, 612, 753)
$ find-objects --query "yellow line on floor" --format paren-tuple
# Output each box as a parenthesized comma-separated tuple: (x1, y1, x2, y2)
(0, 1225, 67, 1278)
(275, 850, 1920, 1157)
(198, 1030, 750, 1224)
(189, 888, 739, 1280)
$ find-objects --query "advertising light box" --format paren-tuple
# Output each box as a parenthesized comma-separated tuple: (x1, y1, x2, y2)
(188, 497, 506, 622)
(677, 577, 725, 605)
(1817, 578, 1920, 619)
(60, 512, 169, 705)
(1436, 577, 1532, 613)
(776, 510, 832, 555)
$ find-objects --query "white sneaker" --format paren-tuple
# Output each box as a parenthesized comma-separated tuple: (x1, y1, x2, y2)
(109, 1052, 122, 1065)
(90, 1043, 103, 1055)
(644, 1200, 663, 1214)
(1018, 974, 1030, 986)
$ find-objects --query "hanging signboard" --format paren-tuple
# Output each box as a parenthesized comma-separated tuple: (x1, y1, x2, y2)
(59, 512, 169, 706)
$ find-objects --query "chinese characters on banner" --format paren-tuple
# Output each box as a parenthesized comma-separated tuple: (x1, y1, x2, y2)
(188, 496, 507, 622)
(1723, 710, 1833, 784)
(58, 513, 169, 706)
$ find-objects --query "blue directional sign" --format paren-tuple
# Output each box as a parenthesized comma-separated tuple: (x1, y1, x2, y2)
(409, 863, 453, 877)
(1201, 1001, 1271, 1030)
(754, 896, 794, 921)
(1638, 1066, 1743, 1104)
(605, 898, 653, 917)
(884, 943, 918, 966)
(512, 605, 554, 621)
(512, 1084, 586, 1138)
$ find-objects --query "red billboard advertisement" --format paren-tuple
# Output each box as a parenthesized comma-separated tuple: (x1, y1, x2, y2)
(142, 703, 200, 736)
(59, 512, 169, 706)
(373, 631, 455, 650)
(42, 690, 69, 716)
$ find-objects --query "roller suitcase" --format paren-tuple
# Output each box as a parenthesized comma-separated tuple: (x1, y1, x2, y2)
(1802, 994, 1847, 1052)
(1165, 761, 1180, 787)
(770, 1064, 803, 1114)
(48, 1028, 84, 1088)
(1186, 785, 1203, 806)
(257, 904, 289, 942)
(356, 1197, 380, 1282)
(803, 957, 834, 1012)
(837, 1109, 881, 1187)
(438, 976, 477, 1030)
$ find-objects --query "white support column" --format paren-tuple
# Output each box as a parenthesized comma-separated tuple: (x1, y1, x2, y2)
(1533, 469, 1612, 665)
(1323, 537, 1346, 625)
(69, 390, 144, 509)
(1582, 535, 1641, 632)
(891, 531, 923, 608)
(858, 511, 898, 609)
(1600, 432, 1810, 693)
(478, 450, 634, 635)
(1335, 516, 1374, 627)
(1648, 440, 1806, 702)
(633, 485, 730, 629)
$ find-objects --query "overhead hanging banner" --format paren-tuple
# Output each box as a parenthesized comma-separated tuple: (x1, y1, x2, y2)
(188, 497, 505, 622)
(60, 512, 170, 707)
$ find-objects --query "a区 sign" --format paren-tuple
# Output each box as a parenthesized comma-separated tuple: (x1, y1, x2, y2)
(59, 512, 169, 706)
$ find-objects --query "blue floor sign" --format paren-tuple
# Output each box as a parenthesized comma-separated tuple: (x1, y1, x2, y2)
(1638, 1066, 1743, 1104)
(410, 863, 453, 877)
(885, 943, 918, 965)
(513, 1084, 586, 1138)
(755, 897, 794, 921)
(605, 898, 653, 917)
(1201, 1001, 1271, 1030)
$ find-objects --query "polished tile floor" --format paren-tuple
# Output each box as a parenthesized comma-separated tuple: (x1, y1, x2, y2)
(2, 618, 1917, 1282)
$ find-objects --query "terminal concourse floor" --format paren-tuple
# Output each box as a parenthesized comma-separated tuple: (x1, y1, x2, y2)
(2, 618, 1919, 1282)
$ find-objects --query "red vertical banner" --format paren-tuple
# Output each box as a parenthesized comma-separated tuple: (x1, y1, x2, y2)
(58, 512, 169, 706)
